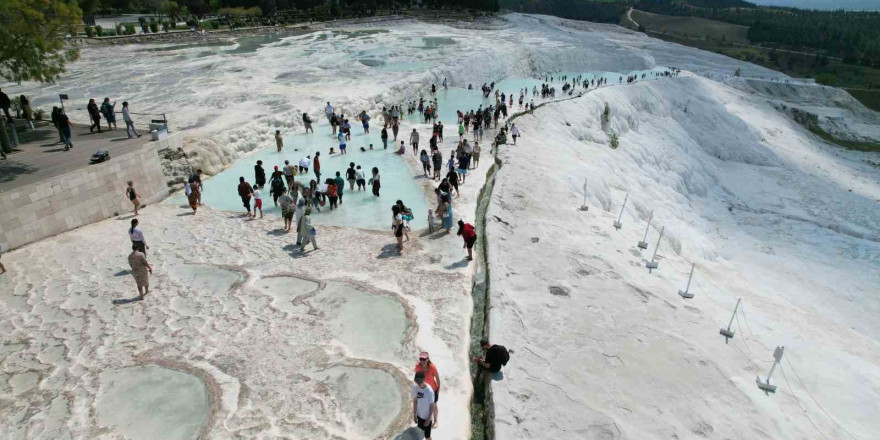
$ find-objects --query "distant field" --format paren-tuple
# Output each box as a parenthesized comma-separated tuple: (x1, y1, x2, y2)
(630, 9, 749, 43)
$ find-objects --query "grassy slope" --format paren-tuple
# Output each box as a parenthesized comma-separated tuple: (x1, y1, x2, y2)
(630, 9, 749, 43)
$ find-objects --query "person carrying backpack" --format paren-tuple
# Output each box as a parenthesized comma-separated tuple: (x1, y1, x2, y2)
(473, 339, 509, 385)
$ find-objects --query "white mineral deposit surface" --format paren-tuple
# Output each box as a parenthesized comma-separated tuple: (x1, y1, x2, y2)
(2, 12, 878, 440)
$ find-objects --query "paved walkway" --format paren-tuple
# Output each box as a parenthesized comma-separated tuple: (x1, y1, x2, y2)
(0, 120, 153, 192)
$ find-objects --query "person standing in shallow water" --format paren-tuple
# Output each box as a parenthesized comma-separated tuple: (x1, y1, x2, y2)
(238, 177, 254, 218)
(254, 160, 266, 188)
(370, 167, 381, 196)
(275, 130, 283, 152)
(128, 243, 153, 300)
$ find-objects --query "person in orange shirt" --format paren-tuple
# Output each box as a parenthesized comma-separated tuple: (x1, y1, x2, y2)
(415, 351, 440, 427)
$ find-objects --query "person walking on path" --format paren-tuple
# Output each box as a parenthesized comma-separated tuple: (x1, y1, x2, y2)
(125, 180, 141, 215)
(190, 169, 204, 205)
(252, 183, 263, 218)
(510, 123, 520, 145)
(392, 205, 405, 252)
(471, 142, 481, 169)
(0, 88, 11, 121)
(54, 107, 73, 150)
(431, 149, 443, 181)
(420, 150, 431, 177)
(410, 129, 420, 155)
(275, 130, 283, 152)
(457, 220, 477, 261)
(87, 99, 102, 133)
(128, 244, 153, 300)
(436, 190, 453, 233)
(101, 98, 117, 130)
(412, 371, 436, 440)
(20, 95, 35, 131)
(128, 218, 148, 256)
(298, 208, 318, 252)
(185, 178, 199, 214)
(122, 102, 141, 138)
(238, 177, 254, 218)
(415, 352, 441, 426)
(278, 188, 295, 232)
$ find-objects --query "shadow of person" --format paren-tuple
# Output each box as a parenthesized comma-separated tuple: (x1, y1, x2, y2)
(392, 426, 425, 440)
(377, 243, 400, 259)
(444, 259, 469, 270)
(113, 269, 131, 277)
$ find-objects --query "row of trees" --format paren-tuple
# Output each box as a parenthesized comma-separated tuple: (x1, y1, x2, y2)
(80, 0, 497, 16)
(500, 0, 626, 24)
(632, 0, 880, 67)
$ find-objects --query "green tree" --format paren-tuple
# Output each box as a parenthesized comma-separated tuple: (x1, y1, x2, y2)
(0, 0, 83, 83)
(815, 73, 837, 86)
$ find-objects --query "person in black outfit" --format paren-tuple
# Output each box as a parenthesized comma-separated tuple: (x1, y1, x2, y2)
(254, 161, 267, 188)
(0, 88, 11, 121)
(473, 338, 509, 389)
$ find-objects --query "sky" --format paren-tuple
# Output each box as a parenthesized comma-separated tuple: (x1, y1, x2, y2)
(750, 0, 880, 10)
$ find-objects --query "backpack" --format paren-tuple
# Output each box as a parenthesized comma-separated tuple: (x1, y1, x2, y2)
(494, 345, 510, 366)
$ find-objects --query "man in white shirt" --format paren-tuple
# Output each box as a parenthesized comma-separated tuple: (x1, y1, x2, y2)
(122, 102, 141, 138)
(298, 156, 310, 174)
(412, 372, 436, 439)
(325, 102, 334, 121)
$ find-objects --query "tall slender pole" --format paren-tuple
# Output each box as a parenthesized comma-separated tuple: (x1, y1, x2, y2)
(719, 298, 741, 342)
(646, 226, 664, 272)
(614, 193, 628, 230)
(678, 263, 695, 298)
(757, 346, 785, 394)
(637, 210, 653, 249)
(579, 178, 589, 211)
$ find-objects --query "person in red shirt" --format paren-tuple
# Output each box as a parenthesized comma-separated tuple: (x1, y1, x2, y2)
(415, 351, 440, 427)
(326, 179, 339, 209)
(457, 220, 477, 261)
(313, 151, 322, 182)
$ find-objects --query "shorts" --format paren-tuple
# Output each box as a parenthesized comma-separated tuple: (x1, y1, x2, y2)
(466, 236, 477, 249)
(458, 168, 467, 175)
(417, 417, 433, 438)
(363, 123, 369, 130)
(347, 178, 355, 186)
(434, 388, 440, 402)
(356, 178, 366, 187)
(340, 144, 346, 151)
(283, 210, 293, 220)
(254, 199, 263, 209)
(132, 241, 146, 254)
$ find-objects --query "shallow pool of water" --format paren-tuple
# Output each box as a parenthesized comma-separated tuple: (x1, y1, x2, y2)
(97, 364, 210, 440)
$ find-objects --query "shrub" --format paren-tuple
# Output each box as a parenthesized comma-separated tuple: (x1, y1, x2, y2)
(815, 73, 837, 87)
(85, 26, 96, 37)
(209, 20, 220, 29)
(34, 109, 45, 120)
(95, 25, 104, 36)
(116, 24, 124, 35)
(609, 133, 619, 149)
(150, 22, 159, 33)
(125, 23, 136, 35)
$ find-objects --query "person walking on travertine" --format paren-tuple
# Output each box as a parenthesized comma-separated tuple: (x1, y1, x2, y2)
(128, 243, 153, 300)
(125, 180, 141, 216)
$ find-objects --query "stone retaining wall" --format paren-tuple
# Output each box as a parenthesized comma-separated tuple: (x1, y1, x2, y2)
(0, 133, 180, 251)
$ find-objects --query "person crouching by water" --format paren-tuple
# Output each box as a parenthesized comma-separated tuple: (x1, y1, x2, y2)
(473, 339, 510, 385)
(457, 219, 476, 261)
(298, 208, 318, 252)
